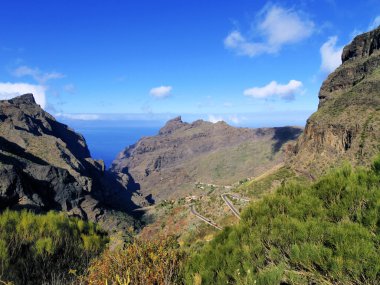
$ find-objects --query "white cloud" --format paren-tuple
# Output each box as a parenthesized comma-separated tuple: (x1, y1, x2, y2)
(320, 36, 343, 73)
(149, 85, 172, 98)
(224, 31, 269, 57)
(12, 66, 64, 84)
(55, 113, 100, 121)
(224, 5, 314, 57)
(259, 6, 314, 47)
(244, 80, 303, 100)
(0, 82, 46, 108)
(207, 115, 242, 125)
(208, 114, 223, 123)
(369, 16, 380, 30)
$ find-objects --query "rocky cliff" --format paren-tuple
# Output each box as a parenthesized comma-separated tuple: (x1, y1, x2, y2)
(111, 117, 302, 201)
(0, 94, 140, 224)
(292, 26, 380, 175)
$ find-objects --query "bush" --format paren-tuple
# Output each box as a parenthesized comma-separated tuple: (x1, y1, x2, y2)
(185, 156, 380, 284)
(0, 210, 108, 285)
(82, 236, 186, 285)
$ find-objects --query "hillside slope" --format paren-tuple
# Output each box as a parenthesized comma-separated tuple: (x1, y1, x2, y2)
(292, 26, 380, 176)
(112, 116, 302, 202)
(185, 156, 380, 285)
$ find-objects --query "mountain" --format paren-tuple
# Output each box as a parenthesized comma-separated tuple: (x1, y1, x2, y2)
(111, 116, 302, 202)
(0, 94, 140, 225)
(292, 26, 380, 176)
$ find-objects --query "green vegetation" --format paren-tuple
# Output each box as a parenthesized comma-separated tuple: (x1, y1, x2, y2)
(0, 210, 108, 285)
(237, 167, 299, 198)
(2, 159, 380, 285)
(185, 156, 380, 285)
(359, 113, 373, 151)
(312, 68, 380, 122)
(83, 236, 186, 285)
(189, 140, 283, 185)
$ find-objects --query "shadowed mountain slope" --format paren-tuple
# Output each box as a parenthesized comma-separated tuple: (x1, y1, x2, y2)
(0, 94, 142, 225)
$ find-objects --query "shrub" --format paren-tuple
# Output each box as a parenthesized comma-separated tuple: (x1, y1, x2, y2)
(82, 236, 186, 285)
(185, 156, 380, 284)
(0, 210, 108, 285)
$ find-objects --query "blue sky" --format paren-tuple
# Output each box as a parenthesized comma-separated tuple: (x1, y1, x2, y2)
(0, 0, 379, 127)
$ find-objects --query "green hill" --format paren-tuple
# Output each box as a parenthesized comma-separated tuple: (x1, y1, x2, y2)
(185, 155, 380, 285)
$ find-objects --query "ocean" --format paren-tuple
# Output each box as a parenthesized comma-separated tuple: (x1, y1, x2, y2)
(73, 126, 160, 169)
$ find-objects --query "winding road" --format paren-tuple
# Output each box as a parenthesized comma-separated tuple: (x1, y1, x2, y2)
(190, 193, 251, 229)
(190, 167, 284, 229)
(190, 205, 222, 230)
(221, 193, 242, 219)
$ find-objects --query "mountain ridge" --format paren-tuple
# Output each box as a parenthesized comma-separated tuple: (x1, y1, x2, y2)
(0, 94, 141, 227)
(291, 25, 380, 176)
(111, 116, 302, 202)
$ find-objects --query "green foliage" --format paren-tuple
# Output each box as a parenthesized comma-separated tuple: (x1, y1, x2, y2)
(185, 157, 380, 285)
(188, 139, 287, 186)
(0, 210, 108, 285)
(83, 236, 186, 285)
(237, 167, 299, 198)
(372, 154, 380, 174)
(358, 113, 373, 152)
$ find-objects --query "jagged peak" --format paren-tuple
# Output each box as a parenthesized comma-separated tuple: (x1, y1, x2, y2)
(169, 116, 182, 123)
(158, 116, 187, 135)
(6, 93, 36, 105)
(342, 25, 380, 63)
(318, 26, 380, 108)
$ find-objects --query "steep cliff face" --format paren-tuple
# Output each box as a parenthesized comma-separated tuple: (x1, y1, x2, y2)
(0, 94, 104, 191)
(112, 117, 302, 201)
(0, 94, 139, 223)
(292, 27, 380, 175)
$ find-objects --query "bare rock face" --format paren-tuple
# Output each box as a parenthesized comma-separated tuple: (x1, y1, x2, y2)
(112, 117, 302, 202)
(342, 27, 380, 62)
(158, 116, 186, 135)
(292, 27, 380, 176)
(0, 94, 93, 180)
(0, 94, 139, 224)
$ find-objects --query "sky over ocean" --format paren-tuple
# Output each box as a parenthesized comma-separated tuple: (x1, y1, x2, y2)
(0, 0, 379, 127)
(77, 126, 159, 169)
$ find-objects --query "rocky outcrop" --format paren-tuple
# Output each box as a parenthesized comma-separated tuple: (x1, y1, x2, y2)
(158, 116, 187, 135)
(341, 27, 380, 62)
(318, 27, 380, 108)
(112, 117, 302, 201)
(292, 27, 380, 176)
(0, 94, 140, 224)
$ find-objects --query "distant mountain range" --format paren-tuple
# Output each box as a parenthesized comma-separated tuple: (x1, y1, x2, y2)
(0, 94, 302, 218)
(0, 27, 379, 238)
(111, 116, 302, 202)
